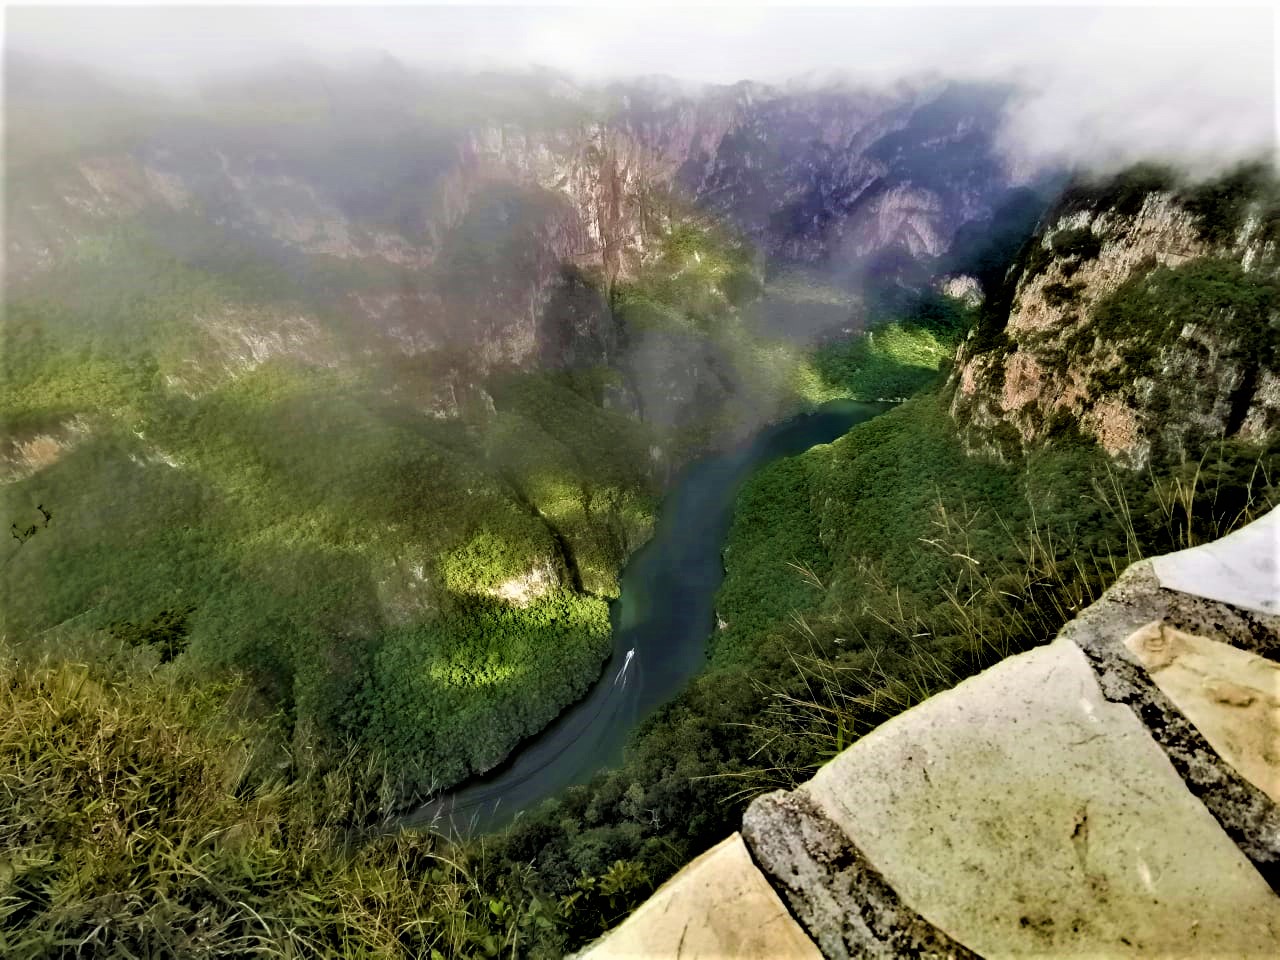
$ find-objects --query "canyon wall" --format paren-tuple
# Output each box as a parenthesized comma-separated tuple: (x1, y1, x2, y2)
(949, 166, 1280, 465)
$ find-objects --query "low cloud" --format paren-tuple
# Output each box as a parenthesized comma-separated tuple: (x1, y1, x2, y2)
(7, 5, 1275, 175)
(988, 9, 1276, 176)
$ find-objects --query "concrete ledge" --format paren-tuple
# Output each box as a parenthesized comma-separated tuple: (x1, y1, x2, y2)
(749, 637, 1280, 957)
(1126, 622, 1280, 805)
(1151, 509, 1279, 616)
(1062, 560, 1280, 887)
(577, 833, 822, 960)
(742, 789, 977, 960)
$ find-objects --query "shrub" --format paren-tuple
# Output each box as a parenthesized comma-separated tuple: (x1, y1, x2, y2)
(1180, 163, 1277, 246)
(1049, 227, 1102, 262)
(1043, 281, 1083, 307)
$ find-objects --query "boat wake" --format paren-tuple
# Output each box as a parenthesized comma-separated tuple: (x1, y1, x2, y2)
(613, 648, 636, 689)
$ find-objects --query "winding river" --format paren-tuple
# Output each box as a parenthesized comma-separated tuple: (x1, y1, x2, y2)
(407, 399, 887, 835)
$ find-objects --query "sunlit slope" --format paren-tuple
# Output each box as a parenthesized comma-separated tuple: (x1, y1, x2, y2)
(1, 223, 660, 792)
(2, 188, 876, 795)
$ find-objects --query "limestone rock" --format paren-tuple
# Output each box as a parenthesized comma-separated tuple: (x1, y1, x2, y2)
(949, 180, 1280, 465)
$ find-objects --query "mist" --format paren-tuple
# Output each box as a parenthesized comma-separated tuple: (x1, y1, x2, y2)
(8, 5, 1276, 175)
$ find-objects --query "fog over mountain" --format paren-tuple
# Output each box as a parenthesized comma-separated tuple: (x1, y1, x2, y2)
(7, 7, 1280, 956)
(7, 5, 1276, 175)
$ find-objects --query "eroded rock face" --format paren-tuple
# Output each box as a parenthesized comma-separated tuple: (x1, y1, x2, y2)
(949, 179, 1280, 465)
(0, 415, 93, 483)
(937, 273, 983, 307)
(9, 70, 1023, 376)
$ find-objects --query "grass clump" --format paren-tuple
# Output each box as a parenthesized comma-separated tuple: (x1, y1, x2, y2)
(0, 655, 475, 957)
(712, 395, 1280, 792)
(0, 648, 662, 958)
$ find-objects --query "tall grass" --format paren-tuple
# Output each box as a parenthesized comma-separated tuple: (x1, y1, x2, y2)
(1095, 441, 1277, 555)
(725, 440, 1277, 800)
(0, 654, 546, 958)
(722, 495, 1115, 794)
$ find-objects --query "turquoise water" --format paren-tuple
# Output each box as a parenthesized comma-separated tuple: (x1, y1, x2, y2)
(409, 399, 886, 834)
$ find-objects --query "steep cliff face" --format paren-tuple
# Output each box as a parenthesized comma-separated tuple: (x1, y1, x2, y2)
(950, 165, 1280, 465)
(6, 64, 1025, 380)
(629, 79, 1020, 265)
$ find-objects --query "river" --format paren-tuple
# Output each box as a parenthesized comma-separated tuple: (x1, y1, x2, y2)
(406, 399, 887, 835)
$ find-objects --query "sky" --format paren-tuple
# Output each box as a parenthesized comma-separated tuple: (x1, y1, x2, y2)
(6, 3, 1278, 173)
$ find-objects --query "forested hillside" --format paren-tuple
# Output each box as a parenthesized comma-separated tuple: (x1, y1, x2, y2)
(5, 48, 1279, 959)
(459, 163, 1280, 956)
(3, 59, 1041, 802)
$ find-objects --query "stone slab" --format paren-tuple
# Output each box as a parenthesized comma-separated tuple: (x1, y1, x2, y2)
(577, 833, 822, 960)
(743, 789, 978, 960)
(1061, 560, 1280, 884)
(1125, 621, 1280, 804)
(1151, 507, 1279, 616)
(785, 637, 1280, 958)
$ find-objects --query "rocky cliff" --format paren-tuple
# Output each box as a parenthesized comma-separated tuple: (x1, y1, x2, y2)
(949, 164, 1280, 465)
(7, 61, 1028, 377)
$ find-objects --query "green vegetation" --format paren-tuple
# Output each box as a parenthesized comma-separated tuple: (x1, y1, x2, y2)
(802, 323, 952, 401)
(359, 590, 612, 787)
(0, 652, 610, 957)
(1049, 226, 1103, 262)
(1179, 162, 1279, 246)
(1043, 280, 1083, 307)
(1, 209, 659, 799)
(1089, 257, 1278, 367)
(735, 265, 970, 407)
(613, 218, 761, 325)
(10, 147, 1280, 959)
(8, 385, 1275, 957)
(452, 387, 1278, 957)
(0, 177, 999, 956)
(1, 355, 650, 793)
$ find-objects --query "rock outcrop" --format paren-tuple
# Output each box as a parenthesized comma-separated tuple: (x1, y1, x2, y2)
(7, 64, 1026, 375)
(949, 166, 1280, 465)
